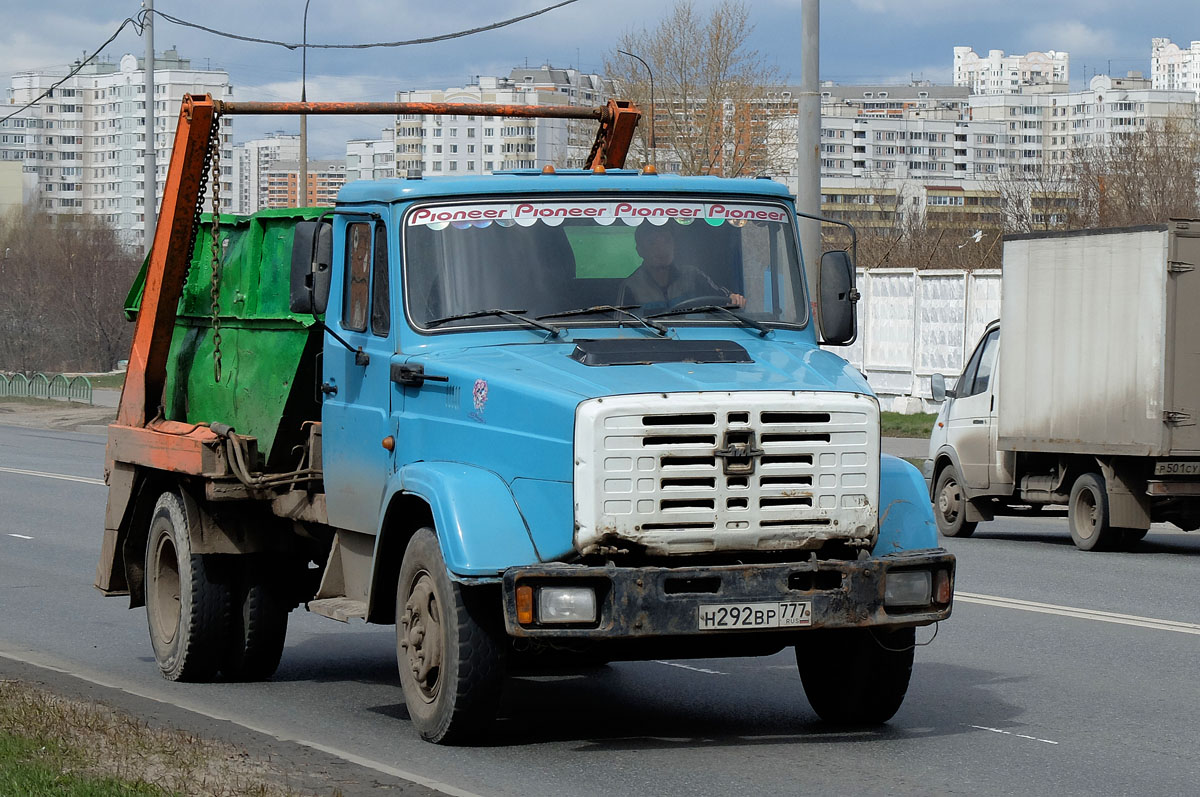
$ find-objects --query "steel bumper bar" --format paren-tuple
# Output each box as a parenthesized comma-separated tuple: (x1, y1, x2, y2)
(501, 548, 955, 638)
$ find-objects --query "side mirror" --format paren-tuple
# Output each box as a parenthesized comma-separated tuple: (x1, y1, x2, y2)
(817, 249, 858, 346)
(931, 373, 957, 402)
(931, 373, 946, 402)
(289, 220, 333, 315)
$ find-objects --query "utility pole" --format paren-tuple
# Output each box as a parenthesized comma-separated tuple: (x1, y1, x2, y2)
(796, 0, 821, 305)
(143, 0, 156, 255)
(299, 0, 312, 207)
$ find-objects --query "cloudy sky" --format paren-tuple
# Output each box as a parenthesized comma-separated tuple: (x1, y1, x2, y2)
(2, 0, 1195, 156)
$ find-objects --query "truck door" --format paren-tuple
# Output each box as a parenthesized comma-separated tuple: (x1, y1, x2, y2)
(948, 327, 999, 489)
(1166, 224, 1200, 455)
(321, 218, 397, 533)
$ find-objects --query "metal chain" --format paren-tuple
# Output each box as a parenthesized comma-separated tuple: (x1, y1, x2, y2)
(207, 114, 224, 383)
(184, 117, 215, 295)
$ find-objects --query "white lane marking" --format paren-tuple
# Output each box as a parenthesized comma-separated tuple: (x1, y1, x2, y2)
(0, 466, 104, 486)
(653, 660, 727, 676)
(7, 534, 33, 540)
(971, 725, 1058, 745)
(0, 648, 486, 797)
(957, 591, 1200, 636)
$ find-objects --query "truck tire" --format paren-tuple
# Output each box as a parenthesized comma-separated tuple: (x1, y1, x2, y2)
(396, 528, 505, 744)
(934, 466, 977, 538)
(221, 555, 289, 681)
(797, 627, 915, 725)
(145, 491, 230, 682)
(1068, 473, 1115, 551)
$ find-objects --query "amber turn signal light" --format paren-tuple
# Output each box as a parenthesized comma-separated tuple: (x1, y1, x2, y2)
(516, 585, 534, 624)
(934, 569, 952, 604)
(381, 435, 395, 451)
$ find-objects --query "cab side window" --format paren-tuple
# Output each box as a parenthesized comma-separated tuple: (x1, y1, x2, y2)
(958, 328, 999, 398)
(343, 222, 371, 332)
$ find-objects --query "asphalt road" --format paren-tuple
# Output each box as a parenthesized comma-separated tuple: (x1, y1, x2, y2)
(2, 422, 1198, 796)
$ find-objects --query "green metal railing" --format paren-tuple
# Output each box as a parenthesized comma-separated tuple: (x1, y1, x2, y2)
(0, 373, 93, 405)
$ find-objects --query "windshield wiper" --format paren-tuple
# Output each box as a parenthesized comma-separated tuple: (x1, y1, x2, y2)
(427, 308, 560, 337)
(646, 304, 772, 337)
(536, 304, 668, 336)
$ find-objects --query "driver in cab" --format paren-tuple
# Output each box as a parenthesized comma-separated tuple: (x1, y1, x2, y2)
(618, 222, 746, 312)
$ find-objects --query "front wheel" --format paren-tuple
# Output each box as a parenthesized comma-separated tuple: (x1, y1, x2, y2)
(396, 529, 505, 744)
(145, 491, 230, 682)
(797, 627, 915, 725)
(934, 466, 977, 538)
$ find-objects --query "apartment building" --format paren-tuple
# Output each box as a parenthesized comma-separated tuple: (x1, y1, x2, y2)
(953, 47, 1069, 95)
(1, 49, 234, 247)
(346, 128, 396, 181)
(1151, 38, 1200, 97)
(261, 159, 345, 209)
(393, 64, 610, 176)
(234, 132, 299, 214)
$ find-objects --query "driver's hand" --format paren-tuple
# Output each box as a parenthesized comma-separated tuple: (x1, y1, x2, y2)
(728, 293, 746, 308)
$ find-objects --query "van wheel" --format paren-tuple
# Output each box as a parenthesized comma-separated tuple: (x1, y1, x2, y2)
(797, 627, 915, 725)
(1068, 473, 1115, 551)
(145, 491, 230, 682)
(396, 529, 505, 744)
(934, 466, 977, 537)
(221, 555, 290, 681)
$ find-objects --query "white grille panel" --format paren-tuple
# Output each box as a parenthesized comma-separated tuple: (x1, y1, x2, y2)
(575, 393, 880, 556)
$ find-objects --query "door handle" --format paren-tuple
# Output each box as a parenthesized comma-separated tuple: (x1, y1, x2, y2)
(972, 419, 986, 424)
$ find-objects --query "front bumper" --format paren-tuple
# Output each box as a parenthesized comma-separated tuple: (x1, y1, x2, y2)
(501, 549, 955, 638)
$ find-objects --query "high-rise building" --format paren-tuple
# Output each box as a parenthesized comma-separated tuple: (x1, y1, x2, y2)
(261, 159, 345, 209)
(953, 47, 1069, 95)
(1151, 38, 1200, 98)
(393, 65, 611, 176)
(346, 128, 396, 181)
(1, 49, 234, 247)
(234, 132, 300, 213)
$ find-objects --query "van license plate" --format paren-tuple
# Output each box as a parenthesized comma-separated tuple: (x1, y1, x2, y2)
(1154, 461, 1200, 476)
(698, 602, 812, 630)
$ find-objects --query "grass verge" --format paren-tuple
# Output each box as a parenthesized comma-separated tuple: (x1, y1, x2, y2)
(0, 679, 320, 796)
(880, 411, 936, 439)
(84, 373, 127, 390)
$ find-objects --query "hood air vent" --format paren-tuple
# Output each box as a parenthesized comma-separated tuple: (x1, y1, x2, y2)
(569, 339, 752, 367)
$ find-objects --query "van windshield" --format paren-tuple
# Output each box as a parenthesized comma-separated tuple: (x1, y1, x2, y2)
(403, 197, 807, 331)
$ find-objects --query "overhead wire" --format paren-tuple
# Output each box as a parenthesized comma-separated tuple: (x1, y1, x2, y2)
(146, 0, 580, 50)
(0, 0, 582, 123)
(0, 15, 144, 125)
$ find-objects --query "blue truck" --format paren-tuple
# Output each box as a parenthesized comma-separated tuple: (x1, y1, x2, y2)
(99, 95, 954, 744)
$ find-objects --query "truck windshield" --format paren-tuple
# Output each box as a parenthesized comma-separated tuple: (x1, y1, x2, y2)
(403, 197, 807, 331)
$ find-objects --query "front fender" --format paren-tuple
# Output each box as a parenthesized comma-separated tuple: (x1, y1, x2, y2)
(391, 461, 541, 576)
(872, 454, 939, 555)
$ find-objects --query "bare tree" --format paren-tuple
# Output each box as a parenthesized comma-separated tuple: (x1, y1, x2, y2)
(1068, 115, 1200, 227)
(0, 209, 140, 373)
(606, 1, 788, 177)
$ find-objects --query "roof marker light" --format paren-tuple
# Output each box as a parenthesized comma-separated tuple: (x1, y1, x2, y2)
(592, 164, 606, 174)
(642, 164, 658, 175)
(542, 164, 556, 174)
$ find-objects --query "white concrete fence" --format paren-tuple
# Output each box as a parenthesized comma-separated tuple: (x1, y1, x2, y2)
(831, 269, 1001, 414)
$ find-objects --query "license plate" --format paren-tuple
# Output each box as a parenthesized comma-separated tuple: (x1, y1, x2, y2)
(1154, 461, 1200, 476)
(698, 601, 812, 630)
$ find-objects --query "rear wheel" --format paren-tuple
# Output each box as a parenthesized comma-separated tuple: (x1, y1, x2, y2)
(221, 555, 290, 681)
(396, 529, 505, 744)
(145, 491, 230, 682)
(1068, 473, 1115, 551)
(934, 466, 977, 538)
(797, 627, 915, 725)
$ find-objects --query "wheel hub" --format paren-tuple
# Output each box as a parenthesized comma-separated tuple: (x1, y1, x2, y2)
(400, 573, 443, 702)
(149, 530, 181, 645)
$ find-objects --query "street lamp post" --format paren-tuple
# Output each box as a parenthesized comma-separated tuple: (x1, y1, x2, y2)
(298, 0, 312, 207)
(618, 49, 655, 168)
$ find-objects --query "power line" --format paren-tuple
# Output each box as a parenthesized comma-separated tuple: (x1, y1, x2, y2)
(148, 0, 580, 50)
(0, 16, 143, 125)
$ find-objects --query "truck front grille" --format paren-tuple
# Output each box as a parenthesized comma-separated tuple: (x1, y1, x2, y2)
(574, 392, 879, 556)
